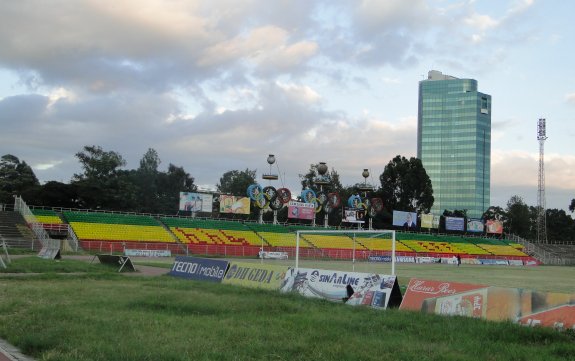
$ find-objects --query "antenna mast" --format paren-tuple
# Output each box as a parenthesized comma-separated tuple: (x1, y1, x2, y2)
(536, 118, 548, 243)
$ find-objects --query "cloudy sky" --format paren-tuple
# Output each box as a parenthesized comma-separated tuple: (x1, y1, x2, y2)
(0, 0, 573, 213)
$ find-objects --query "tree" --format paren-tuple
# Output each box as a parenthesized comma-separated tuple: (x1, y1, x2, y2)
(135, 149, 161, 213)
(546, 208, 575, 242)
(217, 169, 257, 196)
(299, 164, 343, 195)
(0, 154, 40, 204)
(72, 146, 128, 209)
(482, 206, 506, 222)
(73, 145, 126, 181)
(156, 163, 197, 214)
(569, 199, 575, 213)
(505, 195, 533, 239)
(379, 155, 434, 213)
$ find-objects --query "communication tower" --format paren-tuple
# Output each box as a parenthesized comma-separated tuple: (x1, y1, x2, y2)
(536, 118, 548, 243)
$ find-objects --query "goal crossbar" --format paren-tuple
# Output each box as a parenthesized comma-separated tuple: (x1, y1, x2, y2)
(295, 229, 396, 275)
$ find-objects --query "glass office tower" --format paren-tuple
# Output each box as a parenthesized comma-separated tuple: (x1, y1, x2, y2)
(417, 70, 491, 219)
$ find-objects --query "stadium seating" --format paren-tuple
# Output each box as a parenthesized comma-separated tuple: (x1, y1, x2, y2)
(31, 209, 63, 224)
(65, 211, 175, 243)
(477, 244, 529, 257)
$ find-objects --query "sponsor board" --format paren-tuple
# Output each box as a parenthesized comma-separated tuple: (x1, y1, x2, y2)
(462, 258, 481, 265)
(467, 219, 484, 233)
(445, 216, 464, 231)
(168, 256, 228, 282)
(396, 256, 416, 263)
(368, 255, 392, 263)
(392, 210, 417, 230)
(219, 195, 251, 214)
(416, 257, 440, 264)
(179, 192, 213, 212)
(486, 219, 503, 234)
(258, 251, 288, 260)
(287, 201, 315, 220)
(280, 268, 402, 309)
(479, 259, 509, 265)
(223, 261, 289, 290)
(124, 249, 171, 257)
(401, 278, 575, 330)
(421, 213, 440, 229)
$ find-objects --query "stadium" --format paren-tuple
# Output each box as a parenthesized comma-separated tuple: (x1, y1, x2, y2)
(1, 195, 574, 361)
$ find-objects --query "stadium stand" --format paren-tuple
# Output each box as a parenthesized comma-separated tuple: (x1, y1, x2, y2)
(64, 211, 175, 243)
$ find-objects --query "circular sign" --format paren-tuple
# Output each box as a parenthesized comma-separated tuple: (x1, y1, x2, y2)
(301, 189, 316, 204)
(347, 195, 362, 209)
(371, 198, 384, 212)
(262, 186, 277, 202)
(327, 192, 341, 208)
(276, 188, 292, 204)
(269, 197, 283, 210)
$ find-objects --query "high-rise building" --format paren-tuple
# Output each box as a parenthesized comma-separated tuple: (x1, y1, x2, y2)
(417, 70, 491, 219)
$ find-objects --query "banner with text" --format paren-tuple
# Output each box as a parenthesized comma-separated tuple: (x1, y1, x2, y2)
(392, 210, 418, 230)
(445, 216, 464, 231)
(222, 261, 290, 290)
(287, 201, 315, 220)
(400, 278, 575, 330)
(168, 256, 228, 282)
(219, 195, 251, 214)
(280, 268, 402, 309)
(466, 219, 484, 233)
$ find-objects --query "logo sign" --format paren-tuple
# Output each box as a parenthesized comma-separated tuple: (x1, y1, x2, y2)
(368, 255, 392, 263)
(124, 249, 171, 257)
(280, 268, 402, 309)
(344, 208, 365, 223)
(179, 192, 213, 212)
(222, 262, 290, 290)
(168, 256, 228, 282)
(287, 201, 315, 220)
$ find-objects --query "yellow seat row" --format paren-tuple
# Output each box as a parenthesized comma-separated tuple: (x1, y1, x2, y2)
(71, 222, 175, 243)
(220, 230, 264, 246)
(258, 232, 308, 247)
(301, 234, 369, 250)
(401, 240, 466, 254)
(356, 237, 414, 252)
(34, 215, 63, 224)
(477, 244, 529, 257)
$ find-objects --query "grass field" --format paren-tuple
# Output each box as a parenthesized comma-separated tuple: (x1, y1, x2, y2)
(0, 257, 574, 361)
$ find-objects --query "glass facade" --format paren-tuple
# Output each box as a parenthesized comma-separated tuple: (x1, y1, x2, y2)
(417, 71, 491, 219)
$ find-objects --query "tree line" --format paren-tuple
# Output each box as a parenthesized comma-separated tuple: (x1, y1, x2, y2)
(1, 146, 574, 242)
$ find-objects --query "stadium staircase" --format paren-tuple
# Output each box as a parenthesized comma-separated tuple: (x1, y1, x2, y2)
(0, 210, 40, 249)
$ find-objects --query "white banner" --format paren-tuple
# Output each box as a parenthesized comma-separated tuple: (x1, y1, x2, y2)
(124, 249, 172, 257)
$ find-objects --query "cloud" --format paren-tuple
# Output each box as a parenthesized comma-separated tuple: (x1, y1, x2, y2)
(566, 93, 575, 105)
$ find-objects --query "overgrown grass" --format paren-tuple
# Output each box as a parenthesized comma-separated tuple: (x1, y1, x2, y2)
(1, 273, 574, 361)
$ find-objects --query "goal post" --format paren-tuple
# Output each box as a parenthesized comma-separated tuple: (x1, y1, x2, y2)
(295, 229, 396, 275)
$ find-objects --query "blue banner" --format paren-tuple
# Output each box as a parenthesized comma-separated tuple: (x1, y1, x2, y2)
(445, 216, 464, 231)
(368, 255, 392, 263)
(168, 256, 229, 282)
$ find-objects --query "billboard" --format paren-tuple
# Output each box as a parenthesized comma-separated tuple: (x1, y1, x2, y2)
(222, 261, 289, 290)
(486, 219, 503, 234)
(179, 192, 213, 212)
(280, 268, 402, 309)
(344, 208, 366, 223)
(401, 278, 575, 330)
(445, 216, 464, 231)
(392, 210, 418, 230)
(287, 201, 315, 220)
(421, 214, 440, 229)
(219, 195, 251, 214)
(168, 256, 228, 282)
(467, 219, 484, 233)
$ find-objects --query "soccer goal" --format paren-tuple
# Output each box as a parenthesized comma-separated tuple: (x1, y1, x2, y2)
(294, 229, 396, 275)
(0, 237, 11, 269)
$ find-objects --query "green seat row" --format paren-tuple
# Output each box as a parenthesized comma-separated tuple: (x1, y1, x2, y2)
(63, 211, 160, 226)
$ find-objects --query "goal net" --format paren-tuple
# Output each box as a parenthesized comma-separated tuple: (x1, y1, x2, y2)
(294, 229, 396, 275)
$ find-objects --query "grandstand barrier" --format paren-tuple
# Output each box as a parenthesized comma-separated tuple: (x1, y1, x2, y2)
(222, 261, 289, 289)
(400, 278, 575, 331)
(95, 254, 135, 272)
(168, 256, 228, 282)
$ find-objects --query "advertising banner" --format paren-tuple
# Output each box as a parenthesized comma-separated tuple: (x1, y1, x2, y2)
(287, 201, 315, 220)
(124, 249, 171, 257)
(168, 256, 228, 282)
(219, 195, 251, 214)
(445, 216, 464, 231)
(466, 219, 484, 233)
(421, 214, 440, 229)
(179, 192, 213, 212)
(222, 261, 290, 290)
(486, 220, 503, 234)
(344, 208, 365, 223)
(392, 210, 418, 230)
(368, 255, 392, 263)
(280, 268, 402, 309)
(258, 251, 288, 260)
(401, 278, 575, 330)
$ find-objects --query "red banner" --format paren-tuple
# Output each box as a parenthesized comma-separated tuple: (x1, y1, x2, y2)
(287, 201, 315, 220)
